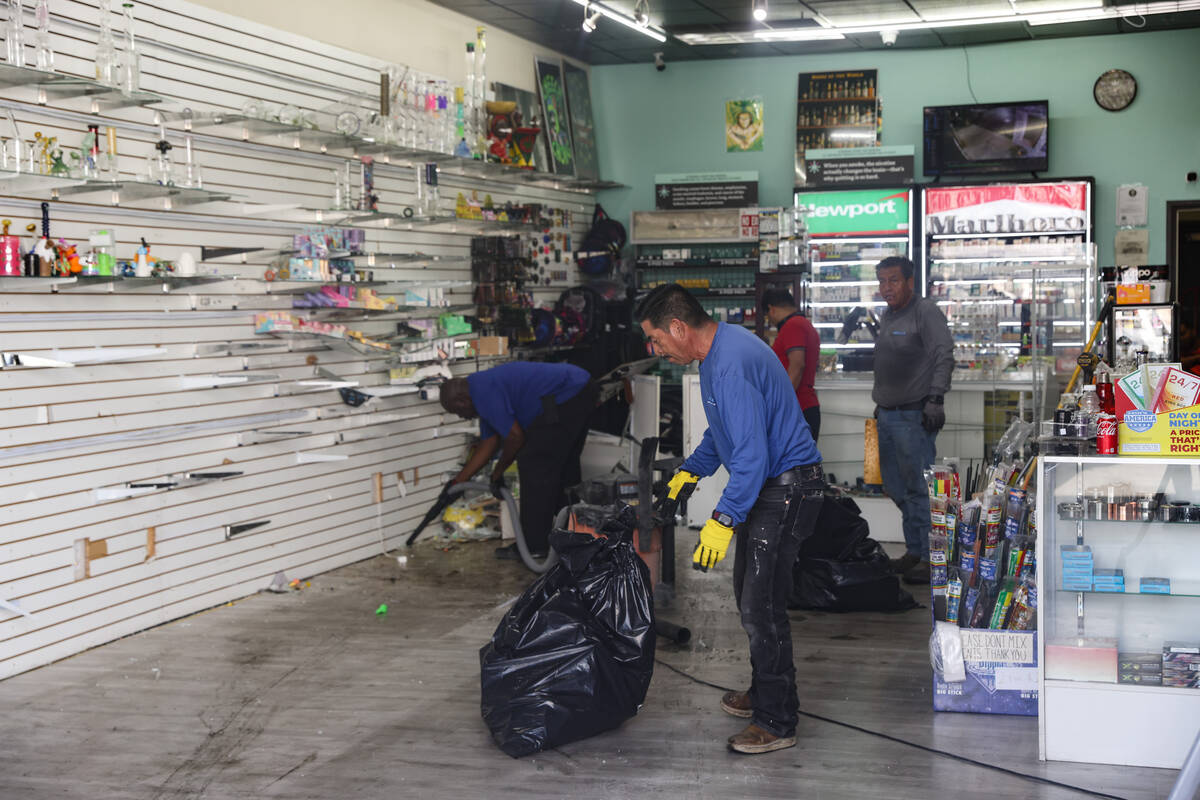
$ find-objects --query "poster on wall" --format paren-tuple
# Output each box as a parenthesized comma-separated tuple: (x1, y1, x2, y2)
(562, 62, 599, 181)
(804, 145, 913, 187)
(493, 82, 551, 174)
(655, 171, 758, 210)
(534, 57, 576, 177)
(725, 98, 764, 152)
(795, 69, 879, 188)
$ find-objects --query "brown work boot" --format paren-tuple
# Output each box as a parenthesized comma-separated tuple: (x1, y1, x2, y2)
(889, 552, 920, 574)
(902, 560, 931, 585)
(727, 724, 797, 754)
(720, 690, 752, 718)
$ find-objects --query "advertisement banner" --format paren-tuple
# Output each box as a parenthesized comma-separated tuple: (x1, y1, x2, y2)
(655, 171, 758, 210)
(795, 188, 910, 236)
(804, 145, 913, 188)
(924, 181, 1089, 235)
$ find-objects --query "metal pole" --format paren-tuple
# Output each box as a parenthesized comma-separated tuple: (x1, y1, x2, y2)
(1167, 727, 1200, 800)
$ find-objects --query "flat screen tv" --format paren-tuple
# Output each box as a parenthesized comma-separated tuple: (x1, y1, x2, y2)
(923, 100, 1049, 177)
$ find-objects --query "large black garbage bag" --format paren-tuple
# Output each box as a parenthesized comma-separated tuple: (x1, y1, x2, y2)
(789, 492, 918, 612)
(480, 504, 655, 757)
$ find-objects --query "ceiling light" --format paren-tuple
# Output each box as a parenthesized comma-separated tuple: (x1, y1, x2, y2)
(634, 0, 650, 27)
(582, 5, 601, 32)
(750, 28, 845, 41)
(569, 0, 668, 41)
(752, 0, 768, 22)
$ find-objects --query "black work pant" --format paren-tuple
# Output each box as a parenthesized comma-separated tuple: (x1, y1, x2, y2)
(732, 467, 825, 738)
(802, 405, 821, 443)
(515, 382, 598, 553)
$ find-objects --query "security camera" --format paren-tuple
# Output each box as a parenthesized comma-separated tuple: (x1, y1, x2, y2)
(654, 52, 665, 72)
(880, 29, 898, 46)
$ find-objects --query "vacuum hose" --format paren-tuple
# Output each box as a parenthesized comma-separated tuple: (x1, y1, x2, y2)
(444, 481, 561, 574)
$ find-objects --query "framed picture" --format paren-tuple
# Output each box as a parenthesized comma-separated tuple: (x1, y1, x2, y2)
(562, 61, 599, 180)
(534, 57, 576, 177)
(725, 98, 764, 152)
(492, 81, 551, 174)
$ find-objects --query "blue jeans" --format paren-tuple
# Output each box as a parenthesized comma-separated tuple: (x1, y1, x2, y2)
(876, 409, 936, 561)
(731, 467, 825, 738)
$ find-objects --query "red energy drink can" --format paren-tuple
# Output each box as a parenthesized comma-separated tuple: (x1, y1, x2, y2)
(1096, 413, 1118, 455)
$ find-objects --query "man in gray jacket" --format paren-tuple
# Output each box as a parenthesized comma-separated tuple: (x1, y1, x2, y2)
(872, 256, 953, 585)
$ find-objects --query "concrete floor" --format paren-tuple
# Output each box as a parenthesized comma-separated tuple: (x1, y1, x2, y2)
(0, 534, 1180, 799)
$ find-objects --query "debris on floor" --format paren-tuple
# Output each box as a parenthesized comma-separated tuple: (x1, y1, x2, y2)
(266, 571, 290, 593)
(375, 604, 388, 618)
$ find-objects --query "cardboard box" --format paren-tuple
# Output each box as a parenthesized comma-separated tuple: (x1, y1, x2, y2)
(933, 629, 1038, 716)
(1115, 365, 1200, 456)
(470, 336, 509, 356)
(1046, 637, 1118, 683)
(1116, 284, 1152, 304)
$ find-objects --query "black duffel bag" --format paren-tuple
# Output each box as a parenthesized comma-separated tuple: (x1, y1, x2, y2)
(480, 504, 655, 757)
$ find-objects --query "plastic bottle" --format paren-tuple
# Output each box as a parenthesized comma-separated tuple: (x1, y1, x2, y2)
(1077, 384, 1100, 429)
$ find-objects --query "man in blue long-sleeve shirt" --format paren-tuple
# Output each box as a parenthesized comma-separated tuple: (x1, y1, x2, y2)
(637, 284, 824, 755)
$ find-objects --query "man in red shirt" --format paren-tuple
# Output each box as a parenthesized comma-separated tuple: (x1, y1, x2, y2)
(762, 289, 822, 441)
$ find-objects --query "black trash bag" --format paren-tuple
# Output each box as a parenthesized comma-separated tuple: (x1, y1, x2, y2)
(795, 492, 870, 560)
(480, 504, 655, 758)
(789, 492, 918, 613)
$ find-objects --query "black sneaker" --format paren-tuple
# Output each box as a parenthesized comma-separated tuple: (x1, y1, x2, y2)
(889, 552, 921, 574)
(902, 560, 931, 585)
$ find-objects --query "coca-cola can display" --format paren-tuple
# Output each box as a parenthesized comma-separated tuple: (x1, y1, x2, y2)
(1097, 413, 1118, 454)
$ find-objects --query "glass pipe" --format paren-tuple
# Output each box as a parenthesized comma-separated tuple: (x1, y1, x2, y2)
(6, 0, 26, 67)
(33, 0, 50, 70)
(94, 0, 117, 84)
(119, 1, 138, 94)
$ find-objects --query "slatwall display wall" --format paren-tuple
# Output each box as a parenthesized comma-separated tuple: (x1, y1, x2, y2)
(0, 0, 590, 679)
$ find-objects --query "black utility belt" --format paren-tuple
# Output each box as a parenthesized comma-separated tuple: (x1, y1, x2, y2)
(765, 463, 824, 486)
(877, 399, 925, 412)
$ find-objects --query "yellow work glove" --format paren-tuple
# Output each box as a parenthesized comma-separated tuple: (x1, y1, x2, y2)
(692, 516, 735, 572)
(655, 470, 699, 517)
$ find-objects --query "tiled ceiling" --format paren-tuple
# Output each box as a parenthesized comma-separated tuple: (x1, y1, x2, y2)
(427, 0, 1200, 64)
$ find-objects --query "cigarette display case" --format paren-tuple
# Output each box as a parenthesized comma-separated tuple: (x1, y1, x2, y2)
(1037, 455, 1200, 769)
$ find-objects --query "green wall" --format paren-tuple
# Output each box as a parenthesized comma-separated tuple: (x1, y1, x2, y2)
(591, 28, 1200, 267)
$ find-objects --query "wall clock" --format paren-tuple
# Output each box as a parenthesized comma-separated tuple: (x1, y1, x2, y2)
(1094, 69, 1137, 111)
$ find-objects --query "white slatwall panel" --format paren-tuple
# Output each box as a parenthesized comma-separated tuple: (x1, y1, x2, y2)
(0, 0, 589, 679)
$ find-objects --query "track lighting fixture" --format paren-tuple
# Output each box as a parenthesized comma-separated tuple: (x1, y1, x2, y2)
(569, 0, 668, 41)
(582, 3, 601, 32)
(634, 0, 650, 27)
(752, 0, 767, 22)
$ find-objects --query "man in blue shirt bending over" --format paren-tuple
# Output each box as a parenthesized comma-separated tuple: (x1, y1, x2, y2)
(638, 284, 824, 755)
(439, 362, 596, 561)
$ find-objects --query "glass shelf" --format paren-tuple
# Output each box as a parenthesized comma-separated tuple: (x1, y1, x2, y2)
(1, 275, 234, 291)
(55, 180, 234, 207)
(159, 108, 624, 193)
(0, 63, 163, 109)
(1057, 586, 1200, 598)
(636, 258, 758, 268)
(338, 211, 541, 234)
(351, 253, 470, 267)
(270, 278, 470, 295)
(0, 167, 86, 194)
